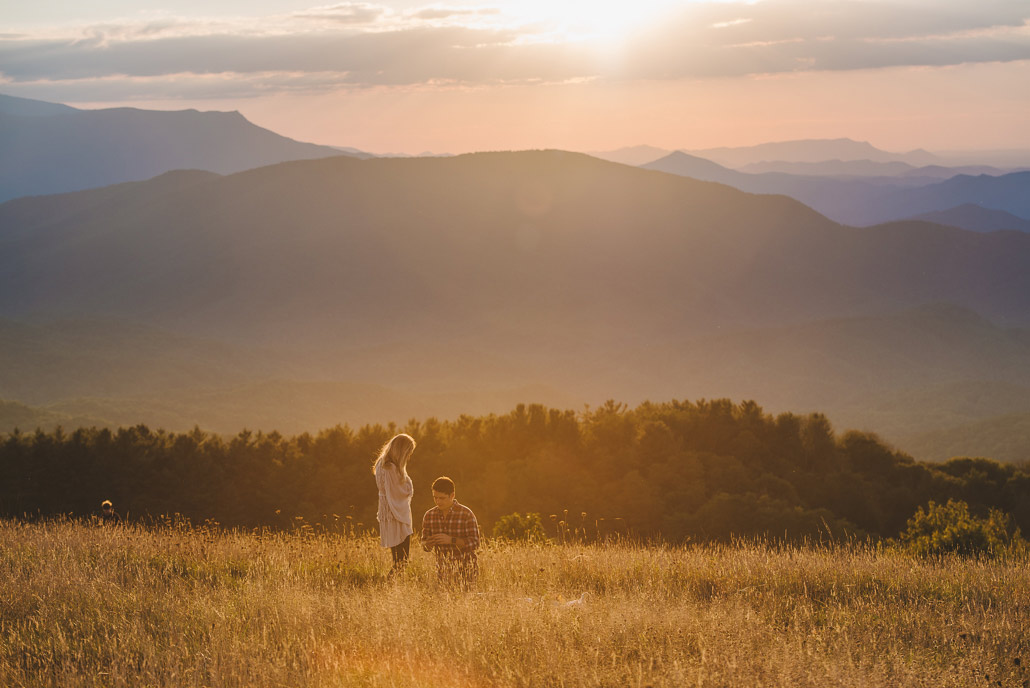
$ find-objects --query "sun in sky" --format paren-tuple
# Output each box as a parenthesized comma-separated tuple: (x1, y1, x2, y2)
(1, 0, 1028, 154)
(496, 0, 687, 42)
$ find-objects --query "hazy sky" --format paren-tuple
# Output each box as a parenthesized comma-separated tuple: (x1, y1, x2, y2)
(2, 0, 1029, 154)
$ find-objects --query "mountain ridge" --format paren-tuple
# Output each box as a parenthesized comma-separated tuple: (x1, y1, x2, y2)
(644, 153, 1030, 226)
(3, 150, 1030, 461)
(686, 138, 941, 168)
(0, 93, 78, 117)
(0, 93, 347, 202)
(905, 204, 1030, 233)
(5, 150, 1030, 338)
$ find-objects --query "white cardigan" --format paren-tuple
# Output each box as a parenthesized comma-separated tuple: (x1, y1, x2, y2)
(374, 460, 414, 548)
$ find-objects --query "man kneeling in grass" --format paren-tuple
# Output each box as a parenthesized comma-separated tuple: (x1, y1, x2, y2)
(421, 476, 480, 587)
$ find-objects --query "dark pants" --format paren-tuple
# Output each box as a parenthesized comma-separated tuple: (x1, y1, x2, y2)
(390, 535, 410, 573)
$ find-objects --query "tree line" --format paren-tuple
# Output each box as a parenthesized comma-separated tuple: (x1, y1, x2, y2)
(1, 399, 1027, 542)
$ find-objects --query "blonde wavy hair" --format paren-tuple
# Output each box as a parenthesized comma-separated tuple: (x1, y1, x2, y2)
(371, 433, 416, 476)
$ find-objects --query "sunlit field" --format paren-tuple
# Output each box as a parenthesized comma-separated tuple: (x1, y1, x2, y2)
(1, 518, 1027, 688)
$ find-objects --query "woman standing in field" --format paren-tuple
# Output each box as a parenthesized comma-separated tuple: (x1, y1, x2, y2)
(373, 433, 416, 577)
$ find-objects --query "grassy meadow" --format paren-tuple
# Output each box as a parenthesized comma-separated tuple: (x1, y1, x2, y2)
(1, 518, 1028, 688)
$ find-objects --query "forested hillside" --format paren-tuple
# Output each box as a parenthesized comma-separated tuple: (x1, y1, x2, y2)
(3, 400, 1026, 542)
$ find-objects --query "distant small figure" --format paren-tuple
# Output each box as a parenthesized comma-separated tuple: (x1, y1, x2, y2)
(373, 433, 416, 577)
(99, 499, 121, 525)
(421, 476, 480, 587)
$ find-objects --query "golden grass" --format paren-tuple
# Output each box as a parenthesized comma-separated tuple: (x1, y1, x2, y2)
(1, 518, 1028, 687)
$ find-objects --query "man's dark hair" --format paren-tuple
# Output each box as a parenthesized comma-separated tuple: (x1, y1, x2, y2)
(432, 476, 455, 495)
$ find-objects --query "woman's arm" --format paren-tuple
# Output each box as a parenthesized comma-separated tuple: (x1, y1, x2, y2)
(383, 467, 413, 524)
(420, 512, 435, 552)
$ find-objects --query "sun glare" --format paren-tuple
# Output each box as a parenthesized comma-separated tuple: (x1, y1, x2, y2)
(502, 0, 683, 43)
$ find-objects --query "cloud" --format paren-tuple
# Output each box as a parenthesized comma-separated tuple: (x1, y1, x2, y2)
(0, 27, 597, 89)
(712, 19, 753, 30)
(294, 2, 385, 25)
(613, 0, 1030, 78)
(0, 71, 360, 103)
(411, 7, 501, 21)
(0, 0, 1027, 99)
(710, 0, 1028, 43)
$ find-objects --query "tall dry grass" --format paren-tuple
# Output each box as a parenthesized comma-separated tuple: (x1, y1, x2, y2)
(1, 518, 1028, 687)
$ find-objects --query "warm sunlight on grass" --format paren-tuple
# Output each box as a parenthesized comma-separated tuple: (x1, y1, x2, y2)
(2, 518, 1028, 687)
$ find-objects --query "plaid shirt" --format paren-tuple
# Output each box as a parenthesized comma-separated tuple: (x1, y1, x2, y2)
(421, 500, 480, 579)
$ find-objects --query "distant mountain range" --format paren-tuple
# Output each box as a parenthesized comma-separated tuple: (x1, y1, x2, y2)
(736, 160, 1015, 178)
(905, 204, 1030, 233)
(0, 93, 346, 203)
(2, 150, 1030, 462)
(591, 138, 1030, 170)
(2, 93, 1029, 459)
(0, 93, 77, 117)
(687, 138, 942, 168)
(643, 152, 1030, 227)
(5, 151, 1030, 338)
(591, 138, 938, 168)
(871, 172, 1030, 225)
(588, 145, 675, 167)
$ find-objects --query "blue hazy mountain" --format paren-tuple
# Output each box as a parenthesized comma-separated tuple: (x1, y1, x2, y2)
(868, 172, 1030, 225)
(686, 138, 942, 168)
(736, 160, 1015, 179)
(591, 138, 946, 169)
(0, 93, 347, 202)
(905, 204, 1030, 233)
(644, 152, 1030, 226)
(0, 93, 77, 117)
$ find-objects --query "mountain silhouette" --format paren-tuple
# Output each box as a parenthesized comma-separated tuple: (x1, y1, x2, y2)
(905, 204, 1030, 233)
(867, 172, 1030, 225)
(645, 153, 1030, 226)
(0, 93, 77, 117)
(6, 150, 1030, 342)
(587, 144, 674, 166)
(736, 160, 1016, 179)
(3, 150, 1030, 460)
(643, 152, 925, 224)
(738, 159, 917, 176)
(592, 138, 1027, 174)
(686, 138, 941, 168)
(0, 93, 347, 203)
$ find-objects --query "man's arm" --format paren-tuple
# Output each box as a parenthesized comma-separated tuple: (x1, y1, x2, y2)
(457, 508, 480, 551)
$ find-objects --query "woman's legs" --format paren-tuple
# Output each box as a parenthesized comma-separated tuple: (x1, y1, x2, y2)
(389, 534, 410, 575)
